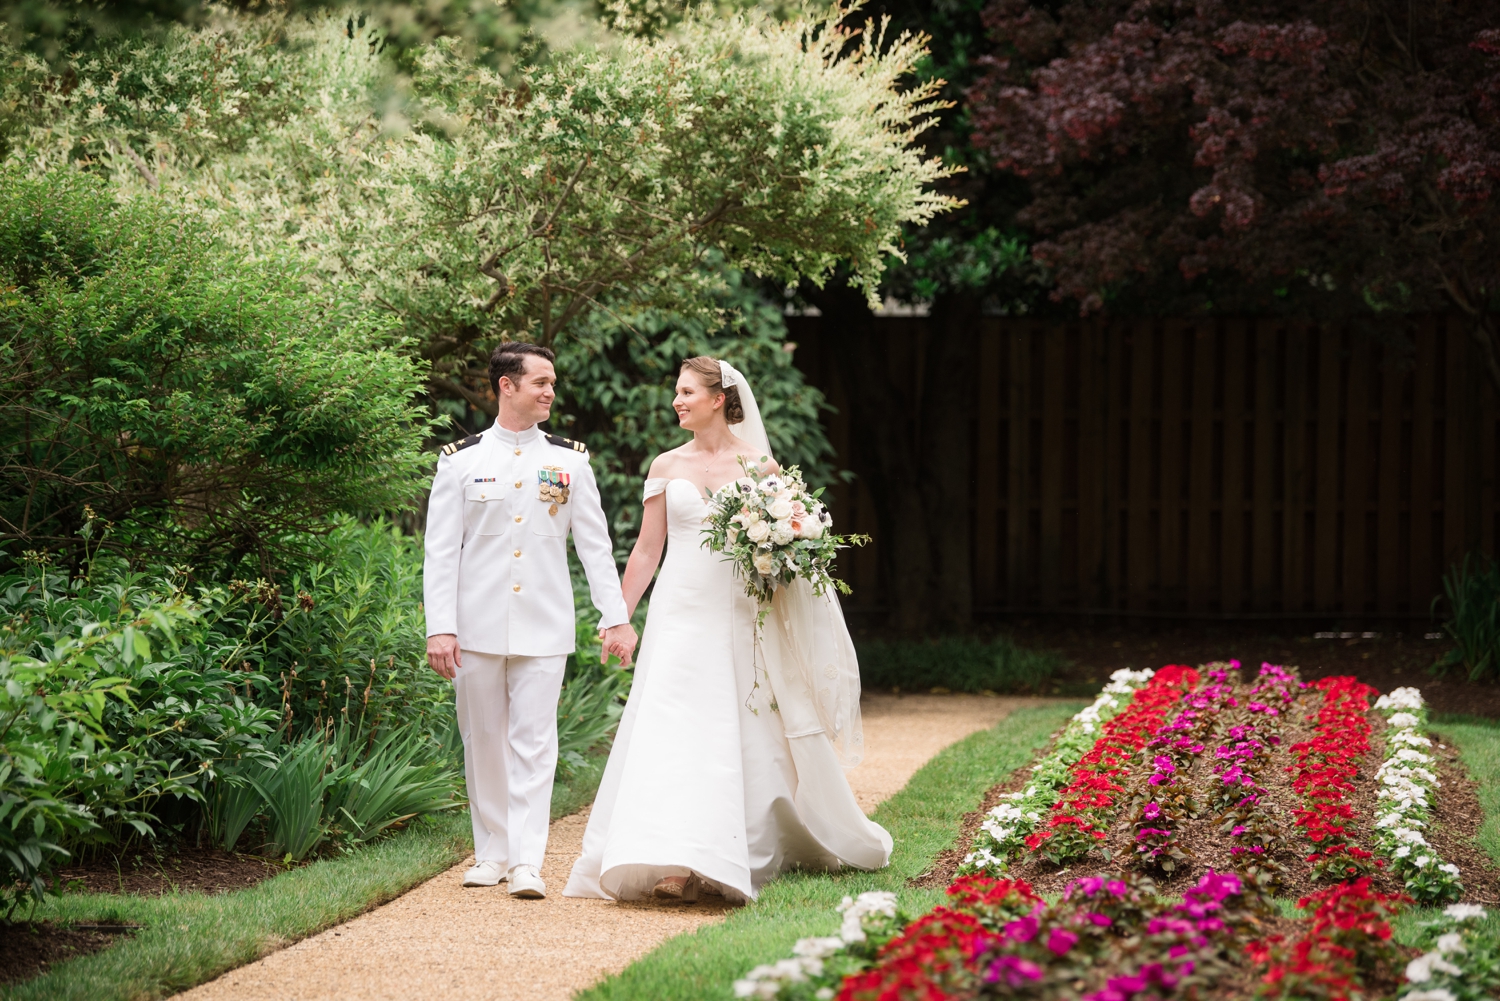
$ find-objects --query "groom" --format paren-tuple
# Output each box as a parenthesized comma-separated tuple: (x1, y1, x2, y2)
(424, 341, 637, 899)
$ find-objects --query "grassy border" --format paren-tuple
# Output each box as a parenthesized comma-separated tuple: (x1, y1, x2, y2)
(575, 701, 1081, 1001)
(1, 811, 472, 1001)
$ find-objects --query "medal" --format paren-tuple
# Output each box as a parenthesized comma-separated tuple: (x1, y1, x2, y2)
(538, 467, 571, 515)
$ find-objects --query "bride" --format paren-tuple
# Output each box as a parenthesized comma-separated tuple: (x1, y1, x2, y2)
(563, 356, 892, 902)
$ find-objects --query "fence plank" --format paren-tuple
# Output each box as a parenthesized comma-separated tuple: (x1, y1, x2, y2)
(1007, 325, 1032, 604)
(1283, 324, 1309, 613)
(1482, 381, 1498, 560)
(1103, 323, 1127, 608)
(1127, 322, 1156, 609)
(1187, 322, 1217, 611)
(1078, 320, 1108, 607)
(1221, 321, 1248, 614)
(1160, 322, 1188, 608)
(1410, 320, 1437, 613)
(1039, 325, 1066, 606)
(1375, 341, 1405, 615)
(1444, 319, 1468, 570)
(975, 322, 1002, 608)
(1342, 332, 1372, 616)
(1314, 325, 1342, 610)
(1251, 321, 1279, 611)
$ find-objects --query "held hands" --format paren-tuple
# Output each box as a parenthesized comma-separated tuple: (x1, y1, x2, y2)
(427, 633, 461, 679)
(600, 622, 639, 668)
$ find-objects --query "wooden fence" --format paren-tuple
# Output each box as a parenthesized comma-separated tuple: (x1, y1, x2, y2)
(792, 314, 1500, 619)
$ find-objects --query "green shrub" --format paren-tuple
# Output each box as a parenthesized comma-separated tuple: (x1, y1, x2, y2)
(855, 635, 1067, 694)
(1434, 553, 1500, 683)
(0, 166, 437, 571)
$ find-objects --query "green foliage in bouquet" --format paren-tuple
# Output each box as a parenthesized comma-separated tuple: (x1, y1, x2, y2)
(702, 460, 868, 604)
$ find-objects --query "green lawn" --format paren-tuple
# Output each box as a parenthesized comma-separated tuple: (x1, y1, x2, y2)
(2, 810, 472, 1001)
(577, 702, 1080, 1001)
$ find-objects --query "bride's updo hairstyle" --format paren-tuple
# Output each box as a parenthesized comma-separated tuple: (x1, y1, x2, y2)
(680, 356, 744, 424)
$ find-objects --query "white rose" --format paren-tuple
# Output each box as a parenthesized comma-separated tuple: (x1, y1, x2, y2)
(753, 551, 775, 575)
(746, 519, 771, 543)
(798, 518, 825, 540)
(768, 497, 794, 520)
(770, 521, 794, 545)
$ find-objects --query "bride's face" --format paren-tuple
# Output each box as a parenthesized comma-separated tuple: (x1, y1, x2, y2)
(673, 370, 725, 432)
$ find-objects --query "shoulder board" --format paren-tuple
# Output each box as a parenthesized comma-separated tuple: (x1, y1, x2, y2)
(440, 434, 482, 457)
(545, 433, 588, 454)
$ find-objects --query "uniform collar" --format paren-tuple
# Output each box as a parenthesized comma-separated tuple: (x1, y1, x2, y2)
(488, 421, 542, 450)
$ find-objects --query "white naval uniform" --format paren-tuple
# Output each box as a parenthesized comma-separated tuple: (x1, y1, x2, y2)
(424, 422, 628, 870)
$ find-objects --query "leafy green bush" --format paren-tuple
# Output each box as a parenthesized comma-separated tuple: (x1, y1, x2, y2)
(855, 635, 1067, 694)
(0, 167, 436, 570)
(0, 560, 271, 904)
(1434, 554, 1500, 682)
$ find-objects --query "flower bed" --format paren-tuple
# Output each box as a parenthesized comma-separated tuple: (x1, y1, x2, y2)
(1398, 904, 1499, 1001)
(1371, 687, 1464, 904)
(1191, 661, 1299, 893)
(1130, 662, 1238, 873)
(960, 669, 1156, 876)
(1024, 665, 1199, 866)
(1249, 877, 1408, 1000)
(1289, 676, 1383, 882)
(734, 666, 1494, 1001)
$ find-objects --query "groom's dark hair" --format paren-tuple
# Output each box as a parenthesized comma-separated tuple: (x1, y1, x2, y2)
(490, 341, 556, 397)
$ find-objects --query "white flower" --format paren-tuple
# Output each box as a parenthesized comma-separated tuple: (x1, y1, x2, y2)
(1395, 845, 1412, 858)
(1388, 711, 1421, 728)
(816, 990, 835, 1001)
(753, 551, 775, 575)
(1440, 863, 1461, 877)
(1416, 855, 1432, 868)
(1375, 687, 1424, 711)
(793, 937, 844, 960)
(758, 476, 783, 495)
(768, 497, 794, 520)
(1406, 952, 1462, 983)
(746, 520, 771, 543)
(1404, 990, 1457, 1001)
(1434, 932, 1466, 955)
(1444, 903, 1488, 921)
(769, 521, 794, 546)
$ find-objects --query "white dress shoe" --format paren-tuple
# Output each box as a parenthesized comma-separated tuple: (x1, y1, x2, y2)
(462, 861, 505, 887)
(507, 864, 546, 899)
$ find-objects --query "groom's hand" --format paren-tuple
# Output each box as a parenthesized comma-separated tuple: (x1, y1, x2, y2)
(600, 623, 638, 668)
(427, 634, 461, 679)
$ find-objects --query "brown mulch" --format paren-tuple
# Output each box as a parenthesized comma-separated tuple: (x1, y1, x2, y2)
(0, 921, 137, 987)
(51, 843, 288, 897)
(922, 668, 1498, 907)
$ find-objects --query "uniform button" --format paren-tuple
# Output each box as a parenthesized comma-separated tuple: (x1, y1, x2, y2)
(480, 493, 486, 499)
(514, 515, 522, 523)
(512, 584, 521, 592)
(514, 448, 523, 455)
(514, 480, 522, 488)
(513, 549, 522, 558)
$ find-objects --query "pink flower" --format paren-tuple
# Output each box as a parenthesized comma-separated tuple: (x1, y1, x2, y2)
(1047, 928, 1079, 955)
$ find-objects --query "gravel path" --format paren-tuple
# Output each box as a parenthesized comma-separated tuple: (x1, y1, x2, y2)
(180, 694, 1041, 1001)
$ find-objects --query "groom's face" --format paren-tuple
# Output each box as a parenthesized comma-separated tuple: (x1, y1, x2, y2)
(499, 356, 557, 425)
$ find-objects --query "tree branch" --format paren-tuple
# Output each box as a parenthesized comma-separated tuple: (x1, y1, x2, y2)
(107, 138, 158, 190)
(429, 374, 497, 417)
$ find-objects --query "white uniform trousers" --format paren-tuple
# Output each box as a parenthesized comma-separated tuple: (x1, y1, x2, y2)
(455, 651, 568, 869)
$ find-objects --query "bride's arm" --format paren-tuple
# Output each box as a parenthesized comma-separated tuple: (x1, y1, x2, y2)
(621, 495, 666, 619)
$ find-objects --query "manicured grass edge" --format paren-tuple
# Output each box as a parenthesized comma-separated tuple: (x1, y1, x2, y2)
(1, 810, 472, 1001)
(577, 701, 1082, 1001)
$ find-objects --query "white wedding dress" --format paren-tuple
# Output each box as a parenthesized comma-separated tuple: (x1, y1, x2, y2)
(564, 367, 892, 901)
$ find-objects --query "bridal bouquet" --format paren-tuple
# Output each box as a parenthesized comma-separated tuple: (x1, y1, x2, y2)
(702, 459, 867, 603)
